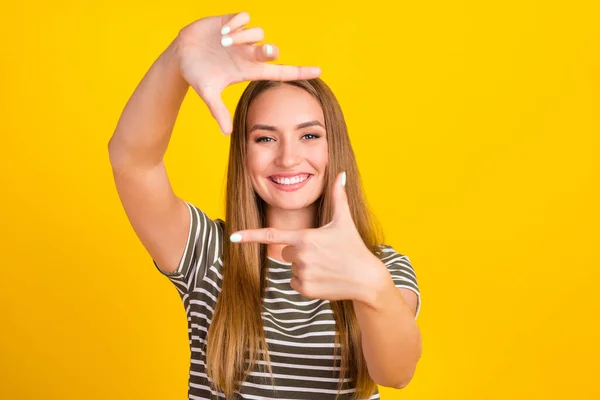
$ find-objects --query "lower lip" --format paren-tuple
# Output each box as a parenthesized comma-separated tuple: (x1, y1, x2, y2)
(268, 175, 312, 192)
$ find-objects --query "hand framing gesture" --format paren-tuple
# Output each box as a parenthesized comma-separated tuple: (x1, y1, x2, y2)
(230, 172, 389, 304)
(176, 12, 322, 134)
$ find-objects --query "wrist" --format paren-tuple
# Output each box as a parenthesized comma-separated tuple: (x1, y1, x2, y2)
(160, 37, 189, 90)
(353, 255, 393, 310)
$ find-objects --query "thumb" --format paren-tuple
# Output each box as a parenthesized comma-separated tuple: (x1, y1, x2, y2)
(331, 171, 352, 223)
(200, 87, 232, 135)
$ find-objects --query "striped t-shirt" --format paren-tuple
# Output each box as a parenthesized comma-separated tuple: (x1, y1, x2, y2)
(154, 202, 421, 400)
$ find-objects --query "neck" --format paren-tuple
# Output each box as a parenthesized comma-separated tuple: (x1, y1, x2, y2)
(264, 201, 318, 262)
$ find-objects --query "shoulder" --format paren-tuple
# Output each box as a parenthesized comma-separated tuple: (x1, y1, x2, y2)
(185, 202, 226, 243)
(374, 244, 413, 267)
(375, 244, 421, 319)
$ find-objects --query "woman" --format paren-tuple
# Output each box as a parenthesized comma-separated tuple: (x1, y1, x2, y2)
(109, 12, 422, 400)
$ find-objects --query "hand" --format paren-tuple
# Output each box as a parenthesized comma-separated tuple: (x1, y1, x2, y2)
(174, 12, 322, 135)
(230, 172, 389, 304)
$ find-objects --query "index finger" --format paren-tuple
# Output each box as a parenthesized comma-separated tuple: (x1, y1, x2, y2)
(229, 227, 303, 245)
(258, 64, 322, 81)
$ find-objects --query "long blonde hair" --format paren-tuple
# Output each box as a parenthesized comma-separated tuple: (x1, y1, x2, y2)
(206, 78, 385, 399)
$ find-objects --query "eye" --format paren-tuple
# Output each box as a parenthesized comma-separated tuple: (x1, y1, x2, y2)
(255, 136, 274, 143)
(302, 133, 321, 140)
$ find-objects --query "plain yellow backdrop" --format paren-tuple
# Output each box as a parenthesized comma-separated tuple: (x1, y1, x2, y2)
(1, 0, 599, 399)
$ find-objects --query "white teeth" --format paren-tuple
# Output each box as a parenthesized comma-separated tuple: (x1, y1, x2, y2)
(271, 174, 309, 185)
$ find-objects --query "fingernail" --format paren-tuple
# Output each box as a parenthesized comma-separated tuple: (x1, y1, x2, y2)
(265, 44, 273, 55)
(221, 26, 230, 35)
(341, 172, 346, 187)
(221, 36, 233, 47)
(230, 233, 242, 242)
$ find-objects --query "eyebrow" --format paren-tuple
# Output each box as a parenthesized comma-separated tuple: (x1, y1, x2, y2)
(249, 120, 325, 133)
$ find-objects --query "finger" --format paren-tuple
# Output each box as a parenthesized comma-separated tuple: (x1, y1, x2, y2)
(332, 171, 352, 223)
(202, 89, 232, 135)
(229, 227, 302, 246)
(221, 27, 264, 48)
(290, 263, 304, 280)
(291, 276, 315, 299)
(256, 64, 322, 82)
(220, 11, 250, 35)
(290, 275, 302, 294)
(281, 245, 298, 263)
(253, 43, 279, 62)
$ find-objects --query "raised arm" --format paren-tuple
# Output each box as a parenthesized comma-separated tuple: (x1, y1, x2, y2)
(108, 37, 190, 274)
(108, 13, 321, 274)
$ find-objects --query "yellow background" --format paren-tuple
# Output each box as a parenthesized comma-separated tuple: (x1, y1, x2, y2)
(1, 0, 598, 399)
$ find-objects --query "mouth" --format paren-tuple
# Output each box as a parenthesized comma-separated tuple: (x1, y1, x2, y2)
(267, 173, 313, 192)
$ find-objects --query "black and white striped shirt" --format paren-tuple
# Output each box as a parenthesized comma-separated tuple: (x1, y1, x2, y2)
(154, 202, 421, 399)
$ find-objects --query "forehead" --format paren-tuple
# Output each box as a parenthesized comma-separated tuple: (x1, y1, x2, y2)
(247, 84, 325, 128)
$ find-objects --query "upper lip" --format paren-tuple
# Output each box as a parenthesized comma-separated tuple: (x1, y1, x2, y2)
(269, 172, 313, 178)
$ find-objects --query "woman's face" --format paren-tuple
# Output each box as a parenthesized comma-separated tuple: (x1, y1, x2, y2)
(246, 84, 328, 211)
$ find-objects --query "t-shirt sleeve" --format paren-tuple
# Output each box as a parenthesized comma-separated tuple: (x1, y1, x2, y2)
(377, 245, 422, 320)
(153, 202, 224, 295)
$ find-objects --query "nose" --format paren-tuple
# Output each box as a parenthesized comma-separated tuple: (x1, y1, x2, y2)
(275, 136, 302, 168)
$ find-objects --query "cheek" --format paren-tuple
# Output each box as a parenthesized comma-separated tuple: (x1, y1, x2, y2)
(315, 146, 329, 169)
(246, 149, 270, 175)
(246, 150, 276, 195)
(310, 147, 328, 189)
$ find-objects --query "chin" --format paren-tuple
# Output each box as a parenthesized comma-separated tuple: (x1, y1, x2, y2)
(263, 196, 319, 211)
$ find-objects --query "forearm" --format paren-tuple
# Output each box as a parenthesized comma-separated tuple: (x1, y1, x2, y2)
(108, 36, 189, 169)
(353, 258, 422, 389)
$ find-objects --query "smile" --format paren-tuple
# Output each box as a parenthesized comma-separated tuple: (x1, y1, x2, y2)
(269, 174, 310, 185)
(268, 174, 313, 192)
